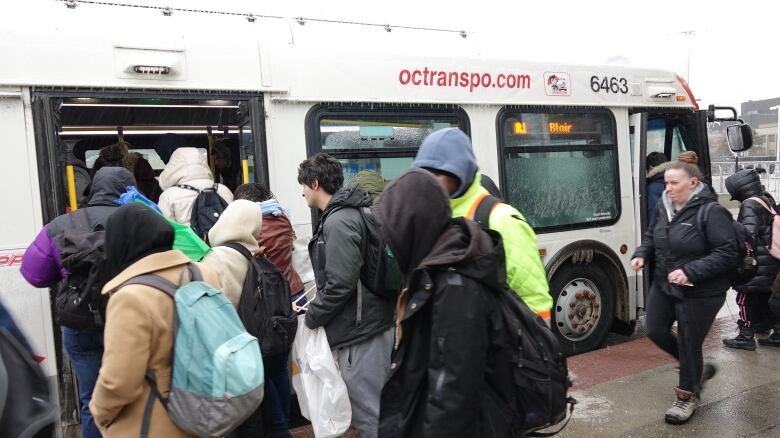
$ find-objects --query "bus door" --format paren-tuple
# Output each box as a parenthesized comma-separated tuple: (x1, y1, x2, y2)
(632, 109, 713, 308)
(629, 112, 648, 308)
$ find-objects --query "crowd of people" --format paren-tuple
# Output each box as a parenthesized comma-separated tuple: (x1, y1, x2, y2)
(14, 127, 555, 437)
(10, 127, 780, 437)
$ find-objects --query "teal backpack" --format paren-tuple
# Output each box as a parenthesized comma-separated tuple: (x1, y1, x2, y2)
(123, 263, 264, 438)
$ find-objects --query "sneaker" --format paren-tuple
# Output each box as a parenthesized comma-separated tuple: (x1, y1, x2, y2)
(758, 331, 780, 347)
(665, 387, 700, 425)
(723, 328, 756, 351)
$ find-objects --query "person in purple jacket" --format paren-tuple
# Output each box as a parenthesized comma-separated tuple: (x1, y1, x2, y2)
(21, 166, 135, 438)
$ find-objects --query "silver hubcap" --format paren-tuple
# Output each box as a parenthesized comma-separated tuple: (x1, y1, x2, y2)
(555, 277, 602, 341)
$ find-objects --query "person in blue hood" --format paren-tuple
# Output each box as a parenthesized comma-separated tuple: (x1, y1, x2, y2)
(412, 128, 553, 320)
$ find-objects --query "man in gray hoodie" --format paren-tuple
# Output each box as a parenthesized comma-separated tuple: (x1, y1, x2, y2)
(298, 153, 394, 438)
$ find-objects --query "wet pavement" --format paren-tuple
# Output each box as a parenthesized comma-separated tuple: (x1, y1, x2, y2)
(292, 291, 780, 437)
(554, 292, 780, 437)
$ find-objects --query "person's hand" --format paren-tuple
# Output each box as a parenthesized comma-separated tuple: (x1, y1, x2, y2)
(630, 257, 644, 271)
(667, 269, 690, 285)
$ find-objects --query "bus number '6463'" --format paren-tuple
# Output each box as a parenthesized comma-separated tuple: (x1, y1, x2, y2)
(590, 76, 628, 94)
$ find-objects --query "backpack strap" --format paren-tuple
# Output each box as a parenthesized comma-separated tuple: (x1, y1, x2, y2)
(747, 196, 777, 215)
(472, 193, 502, 228)
(694, 202, 716, 240)
(526, 397, 577, 437)
(140, 370, 168, 438)
(175, 184, 200, 193)
(222, 242, 253, 260)
(120, 263, 202, 296)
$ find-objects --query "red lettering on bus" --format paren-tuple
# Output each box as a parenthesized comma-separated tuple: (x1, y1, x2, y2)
(399, 69, 411, 85)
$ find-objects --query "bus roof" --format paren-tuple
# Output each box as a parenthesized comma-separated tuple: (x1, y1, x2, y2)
(1, 0, 696, 110)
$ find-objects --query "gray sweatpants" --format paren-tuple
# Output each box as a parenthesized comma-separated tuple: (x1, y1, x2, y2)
(333, 327, 394, 438)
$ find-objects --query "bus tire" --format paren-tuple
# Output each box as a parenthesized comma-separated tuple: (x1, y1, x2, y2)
(550, 263, 615, 356)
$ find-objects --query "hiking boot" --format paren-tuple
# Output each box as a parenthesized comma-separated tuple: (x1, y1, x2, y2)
(723, 328, 756, 351)
(758, 330, 780, 347)
(665, 387, 700, 425)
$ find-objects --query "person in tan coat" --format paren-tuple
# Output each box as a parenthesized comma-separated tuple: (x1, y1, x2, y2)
(89, 203, 222, 437)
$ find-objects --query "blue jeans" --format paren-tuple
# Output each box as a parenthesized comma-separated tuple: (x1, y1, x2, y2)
(61, 326, 103, 438)
(262, 352, 292, 438)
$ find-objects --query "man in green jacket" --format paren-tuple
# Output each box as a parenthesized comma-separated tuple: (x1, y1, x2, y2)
(412, 128, 553, 320)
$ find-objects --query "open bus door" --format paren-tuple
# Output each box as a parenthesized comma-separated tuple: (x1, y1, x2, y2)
(631, 105, 751, 312)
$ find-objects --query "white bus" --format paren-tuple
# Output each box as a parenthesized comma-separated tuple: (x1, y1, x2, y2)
(0, 1, 751, 434)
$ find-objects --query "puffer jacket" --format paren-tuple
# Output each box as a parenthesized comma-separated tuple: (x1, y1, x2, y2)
(21, 167, 136, 288)
(633, 184, 739, 299)
(375, 168, 512, 438)
(157, 148, 233, 225)
(201, 200, 262, 307)
(726, 169, 780, 293)
(305, 187, 394, 350)
(451, 174, 552, 316)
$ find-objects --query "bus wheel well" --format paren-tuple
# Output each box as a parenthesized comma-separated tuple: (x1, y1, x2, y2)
(546, 240, 630, 326)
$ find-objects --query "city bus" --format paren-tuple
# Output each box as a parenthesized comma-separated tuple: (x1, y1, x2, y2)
(0, 1, 750, 434)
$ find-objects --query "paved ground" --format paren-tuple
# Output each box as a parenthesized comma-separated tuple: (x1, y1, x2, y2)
(554, 296, 780, 437)
(292, 291, 780, 437)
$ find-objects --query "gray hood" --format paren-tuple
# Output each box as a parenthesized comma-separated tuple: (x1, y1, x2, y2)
(661, 182, 710, 221)
(87, 167, 136, 207)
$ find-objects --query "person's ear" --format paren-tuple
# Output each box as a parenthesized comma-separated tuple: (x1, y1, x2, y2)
(311, 179, 320, 191)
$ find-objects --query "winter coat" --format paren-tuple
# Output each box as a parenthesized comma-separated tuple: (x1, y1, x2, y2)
(200, 200, 262, 307)
(633, 184, 739, 299)
(258, 209, 304, 295)
(646, 162, 669, 224)
(157, 148, 233, 225)
(374, 168, 512, 438)
(725, 170, 780, 293)
(452, 174, 552, 316)
(305, 187, 395, 350)
(90, 250, 220, 438)
(21, 167, 136, 288)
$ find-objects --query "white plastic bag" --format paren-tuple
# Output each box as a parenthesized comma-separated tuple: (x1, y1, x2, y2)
(292, 236, 315, 284)
(291, 315, 351, 437)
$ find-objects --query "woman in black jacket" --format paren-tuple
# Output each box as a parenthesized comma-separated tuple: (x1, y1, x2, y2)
(631, 161, 738, 425)
(723, 169, 780, 350)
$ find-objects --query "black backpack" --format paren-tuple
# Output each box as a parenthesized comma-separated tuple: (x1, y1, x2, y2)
(54, 209, 108, 329)
(178, 184, 228, 242)
(223, 243, 298, 357)
(0, 325, 57, 438)
(695, 202, 758, 286)
(356, 206, 401, 298)
(474, 198, 575, 436)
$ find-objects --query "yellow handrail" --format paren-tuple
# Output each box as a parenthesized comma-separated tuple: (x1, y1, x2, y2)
(242, 159, 249, 184)
(66, 165, 78, 211)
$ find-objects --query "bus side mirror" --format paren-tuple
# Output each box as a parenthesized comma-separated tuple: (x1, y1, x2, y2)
(727, 123, 753, 152)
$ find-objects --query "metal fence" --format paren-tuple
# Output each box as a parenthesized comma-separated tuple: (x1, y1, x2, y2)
(711, 161, 780, 199)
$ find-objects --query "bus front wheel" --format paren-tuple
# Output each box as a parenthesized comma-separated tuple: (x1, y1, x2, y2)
(550, 263, 615, 356)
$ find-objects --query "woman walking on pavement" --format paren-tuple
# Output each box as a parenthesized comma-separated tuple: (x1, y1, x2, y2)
(631, 161, 739, 425)
(723, 169, 780, 350)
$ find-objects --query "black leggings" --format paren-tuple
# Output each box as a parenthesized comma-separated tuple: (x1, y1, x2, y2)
(646, 285, 725, 394)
